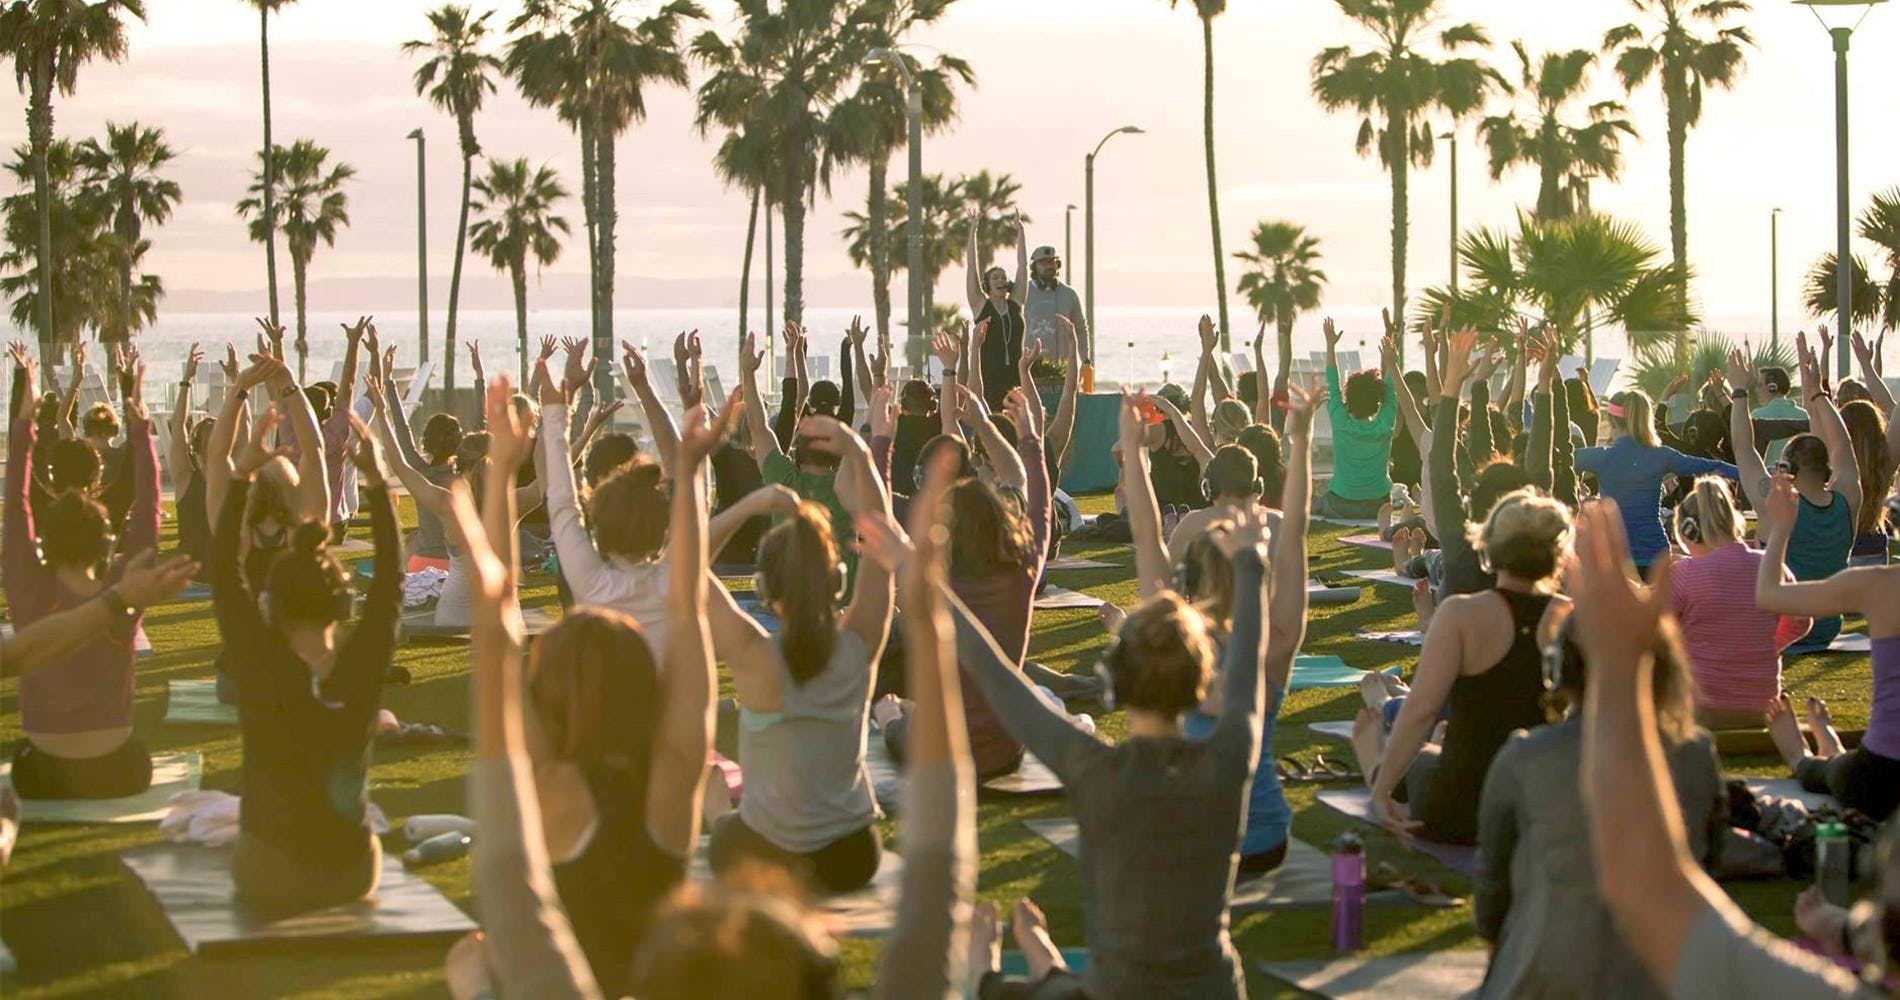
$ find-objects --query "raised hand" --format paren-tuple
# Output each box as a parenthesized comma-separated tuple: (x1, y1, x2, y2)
(1017, 339, 1044, 385)
(1284, 377, 1325, 438)
(483, 375, 534, 472)
(1197, 313, 1218, 356)
(1379, 335, 1399, 374)
(1117, 390, 1149, 455)
(381, 345, 398, 380)
(931, 329, 962, 370)
(739, 332, 764, 376)
(345, 411, 390, 487)
(342, 315, 371, 344)
(363, 372, 388, 416)
(1723, 349, 1755, 393)
(220, 343, 240, 383)
(847, 314, 868, 348)
(114, 549, 200, 610)
(182, 343, 203, 385)
(1761, 471, 1800, 534)
(253, 317, 285, 353)
(233, 405, 291, 476)
(972, 316, 991, 350)
(537, 335, 557, 363)
(679, 389, 743, 462)
(868, 383, 896, 439)
(123, 349, 148, 421)
(1322, 317, 1343, 350)
(468, 340, 485, 382)
(853, 508, 916, 575)
(1442, 328, 1480, 391)
(782, 321, 806, 359)
(1851, 330, 1877, 372)
(621, 340, 649, 386)
(533, 357, 562, 407)
(237, 353, 289, 391)
(1003, 386, 1040, 437)
(796, 413, 856, 457)
(953, 382, 988, 424)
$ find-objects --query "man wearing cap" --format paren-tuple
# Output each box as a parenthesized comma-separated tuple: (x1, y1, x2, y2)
(1024, 245, 1089, 360)
(1750, 366, 1809, 466)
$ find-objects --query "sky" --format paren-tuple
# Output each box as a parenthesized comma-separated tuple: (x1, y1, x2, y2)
(3, 0, 1898, 336)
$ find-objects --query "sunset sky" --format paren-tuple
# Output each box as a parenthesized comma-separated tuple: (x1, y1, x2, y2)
(4, 0, 1897, 334)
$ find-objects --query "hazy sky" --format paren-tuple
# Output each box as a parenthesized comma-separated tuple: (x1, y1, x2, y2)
(4, 0, 1897, 334)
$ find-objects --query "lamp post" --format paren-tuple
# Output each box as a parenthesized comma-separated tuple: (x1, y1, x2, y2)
(1771, 207, 1783, 349)
(866, 47, 926, 370)
(1440, 130, 1458, 295)
(1796, 0, 1885, 378)
(1064, 204, 1077, 276)
(407, 128, 429, 369)
(1085, 125, 1144, 365)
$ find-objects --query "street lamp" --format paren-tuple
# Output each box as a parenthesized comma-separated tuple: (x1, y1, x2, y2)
(1771, 207, 1783, 349)
(1064, 204, 1077, 278)
(1796, 0, 1885, 378)
(865, 47, 926, 371)
(407, 128, 430, 370)
(1086, 125, 1143, 365)
(1439, 130, 1458, 296)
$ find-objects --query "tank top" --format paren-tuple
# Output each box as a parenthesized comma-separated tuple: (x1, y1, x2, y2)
(1864, 634, 1900, 760)
(977, 299, 1026, 409)
(176, 469, 210, 565)
(412, 462, 457, 560)
(552, 760, 685, 999)
(1789, 490, 1854, 645)
(737, 631, 877, 852)
(1422, 588, 1554, 843)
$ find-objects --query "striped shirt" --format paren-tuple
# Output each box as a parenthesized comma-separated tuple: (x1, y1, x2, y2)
(1669, 542, 1811, 713)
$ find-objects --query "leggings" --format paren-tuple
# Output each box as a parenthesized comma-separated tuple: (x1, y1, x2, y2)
(1795, 747, 1900, 823)
(979, 968, 1091, 999)
(1318, 491, 1387, 520)
(1237, 838, 1290, 878)
(9, 737, 153, 800)
(233, 830, 382, 920)
(708, 812, 882, 894)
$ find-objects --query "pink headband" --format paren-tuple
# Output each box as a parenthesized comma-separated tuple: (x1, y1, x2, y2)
(1602, 401, 1626, 419)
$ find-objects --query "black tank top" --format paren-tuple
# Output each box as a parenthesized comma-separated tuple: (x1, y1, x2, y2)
(1421, 588, 1553, 843)
(976, 299, 1026, 409)
(552, 761, 685, 998)
(177, 470, 209, 565)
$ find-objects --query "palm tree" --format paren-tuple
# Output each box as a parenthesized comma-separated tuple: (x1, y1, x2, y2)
(1233, 220, 1326, 400)
(842, 172, 966, 328)
(1478, 43, 1637, 220)
(836, 11, 972, 352)
(1169, 0, 1234, 348)
(1603, 0, 1751, 342)
(406, 5, 501, 402)
(237, 140, 354, 380)
(1, 139, 115, 345)
(1311, 0, 1502, 361)
(507, 0, 704, 396)
(958, 170, 1029, 265)
(1859, 187, 1900, 332)
(1802, 252, 1883, 333)
(469, 157, 569, 382)
(75, 121, 178, 354)
(702, 122, 775, 344)
(694, 0, 880, 329)
(245, 0, 296, 329)
(1, 0, 146, 366)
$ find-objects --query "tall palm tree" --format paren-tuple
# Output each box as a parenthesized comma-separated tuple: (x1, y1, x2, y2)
(701, 122, 775, 343)
(406, 4, 501, 402)
(1, 138, 115, 345)
(1603, 0, 1751, 349)
(832, 1, 970, 352)
(841, 172, 965, 325)
(237, 140, 354, 380)
(957, 170, 1028, 265)
(245, 0, 296, 330)
(1858, 187, 1900, 332)
(75, 121, 178, 353)
(1, 0, 146, 366)
(1310, 0, 1502, 361)
(1478, 43, 1636, 221)
(694, 0, 879, 329)
(1233, 220, 1327, 400)
(1802, 252, 1883, 333)
(469, 157, 569, 382)
(1169, 0, 1233, 348)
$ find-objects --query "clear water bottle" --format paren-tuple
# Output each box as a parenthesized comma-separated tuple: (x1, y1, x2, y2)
(403, 830, 472, 868)
(1331, 831, 1366, 953)
(1815, 821, 1850, 906)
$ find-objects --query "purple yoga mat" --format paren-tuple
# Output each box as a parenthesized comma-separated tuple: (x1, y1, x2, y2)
(1315, 788, 1478, 877)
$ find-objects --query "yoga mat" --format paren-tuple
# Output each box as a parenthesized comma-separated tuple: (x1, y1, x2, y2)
(165, 678, 237, 727)
(1341, 568, 1418, 588)
(1046, 555, 1117, 571)
(1259, 951, 1489, 1000)
(120, 842, 475, 954)
(1034, 586, 1106, 610)
(1022, 819, 1412, 913)
(1744, 776, 1837, 812)
(865, 731, 1062, 812)
(688, 843, 904, 938)
(400, 604, 560, 642)
(1357, 629, 1425, 647)
(1288, 656, 1402, 692)
(1339, 533, 1393, 551)
(178, 583, 214, 602)
(1309, 721, 1357, 742)
(1314, 516, 1381, 529)
(1308, 583, 1362, 605)
(0, 753, 201, 825)
(998, 948, 1090, 977)
(1799, 632, 1872, 654)
(733, 593, 782, 635)
(1316, 787, 1478, 876)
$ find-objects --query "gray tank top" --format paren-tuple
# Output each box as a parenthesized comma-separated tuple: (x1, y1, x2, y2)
(736, 630, 878, 853)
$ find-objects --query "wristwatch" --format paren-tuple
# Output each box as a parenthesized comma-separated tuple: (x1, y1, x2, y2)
(98, 586, 135, 621)
(1731, 388, 1749, 401)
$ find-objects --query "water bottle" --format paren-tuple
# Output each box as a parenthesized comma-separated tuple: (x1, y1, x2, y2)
(403, 830, 472, 868)
(1815, 821, 1850, 906)
(1331, 831, 1366, 953)
(1081, 361, 1095, 394)
(403, 813, 476, 842)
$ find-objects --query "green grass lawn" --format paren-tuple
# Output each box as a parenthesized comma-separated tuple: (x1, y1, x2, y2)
(0, 494, 1872, 998)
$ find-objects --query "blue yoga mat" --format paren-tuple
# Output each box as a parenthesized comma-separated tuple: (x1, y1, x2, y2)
(999, 948, 1090, 977)
(1287, 656, 1402, 691)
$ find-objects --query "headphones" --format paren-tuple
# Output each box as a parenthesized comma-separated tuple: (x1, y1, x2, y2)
(259, 585, 355, 629)
(1200, 469, 1266, 506)
(1677, 509, 1703, 545)
(752, 562, 848, 609)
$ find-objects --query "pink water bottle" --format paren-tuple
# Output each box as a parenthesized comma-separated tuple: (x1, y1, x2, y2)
(1331, 832, 1365, 953)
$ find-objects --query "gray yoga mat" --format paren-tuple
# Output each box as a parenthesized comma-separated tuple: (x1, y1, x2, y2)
(1034, 585, 1106, 610)
(1308, 583, 1362, 605)
(401, 604, 560, 642)
(1259, 950, 1489, 999)
(0, 752, 201, 824)
(120, 842, 475, 953)
(165, 678, 237, 727)
(1357, 629, 1425, 647)
(1023, 818, 1413, 913)
(1744, 776, 1836, 812)
(865, 728, 1062, 813)
(1309, 721, 1357, 742)
(1341, 568, 1417, 588)
(1046, 555, 1117, 571)
(687, 841, 904, 938)
(1315, 787, 1478, 876)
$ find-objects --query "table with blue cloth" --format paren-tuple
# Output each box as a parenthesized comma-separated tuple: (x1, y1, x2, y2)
(1042, 389, 1122, 494)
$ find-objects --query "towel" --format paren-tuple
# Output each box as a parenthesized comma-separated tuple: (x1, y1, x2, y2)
(402, 568, 449, 609)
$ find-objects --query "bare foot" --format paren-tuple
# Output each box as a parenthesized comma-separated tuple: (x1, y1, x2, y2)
(1011, 897, 1068, 981)
(1392, 529, 1415, 572)
(872, 694, 905, 730)
(1793, 885, 1851, 956)
(1765, 694, 1812, 771)
(443, 931, 493, 1000)
(1351, 706, 1385, 788)
(1805, 697, 1846, 758)
(1360, 672, 1393, 712)
(968, 900, 1001, 993)
(1377, 501, 1396, 535)
(1380, 671, 1410, 699)
(1411, 579, 1437, 634)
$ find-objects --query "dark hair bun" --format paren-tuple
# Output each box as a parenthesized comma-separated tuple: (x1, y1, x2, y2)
(292, 520, 329, 555)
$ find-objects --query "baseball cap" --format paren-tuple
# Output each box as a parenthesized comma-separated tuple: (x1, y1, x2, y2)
(1031, 246, 1060, 263)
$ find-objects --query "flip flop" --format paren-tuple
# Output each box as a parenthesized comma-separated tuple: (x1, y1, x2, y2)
(1276, 756, 1315, 782)
(1311, 754, 1362, 782)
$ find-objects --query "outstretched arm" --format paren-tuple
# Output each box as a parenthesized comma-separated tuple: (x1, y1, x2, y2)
(955, 385, 1025, 492)
(1724, 352, 1772, 511)
(1797, 333, 1860, 523)
(1119, 393, 1172, 599)
(964, 215, 983, 313)
(1265, 383, 1319, 693)
(1150, 393, 1214, 470)
(620, 343, 678, 477)
(1046, 315, 1082, 470)
(737, 332, 781, 468)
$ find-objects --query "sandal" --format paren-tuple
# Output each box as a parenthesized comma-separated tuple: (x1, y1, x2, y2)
(1276, 756, 1314, 782)
(1311, 754, 1362, 782)
(1369, 861, 1464, 908)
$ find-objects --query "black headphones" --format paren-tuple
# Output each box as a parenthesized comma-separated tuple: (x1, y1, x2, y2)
(1201, 469, 1266, 506)
(1677, 510, 1703, 545)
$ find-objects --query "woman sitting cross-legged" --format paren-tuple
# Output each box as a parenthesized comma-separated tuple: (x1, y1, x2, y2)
(1756, 472, 1900, 823)
(1355, 488, 1573, 846)
(210, 409, 401, 918)
(4, 345, 161, 799)
(1575, 386, 1736, 571)
(1473, 616, 1727, 998)
(705, 414, 896, 895)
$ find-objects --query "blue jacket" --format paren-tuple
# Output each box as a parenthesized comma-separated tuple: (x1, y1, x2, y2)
(1574, 436, 1737, 565)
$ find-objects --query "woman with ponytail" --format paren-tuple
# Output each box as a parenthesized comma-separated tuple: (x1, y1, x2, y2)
(1666, 475, 1811, 730)
(1839, 399, 1893, 566)
(1575, 387, 1737, 569)
(211, 410, 401, 918)
(706, 413, 895, 894)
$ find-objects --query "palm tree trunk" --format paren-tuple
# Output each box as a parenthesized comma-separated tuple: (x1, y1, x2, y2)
(292, 255, 309, 382)
(783, 173, 807, 327)
(28, 65, 55, 376)
(739, 185, 759, 344)
(1275, 313, 1295, 432)
(446, 147, 473, 405)
(1388, 113, 1409, 366)
(512, 260, 529, 385)
(1538, 156, 1565, 220)
(579, 118, 599, 383)
(594, 130, 618, 398)
(1664, 62, 1690, 354)
(1200, 15, 1231, 352)
(259, 4, 282, 327)
(868, 152, 892, 352)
